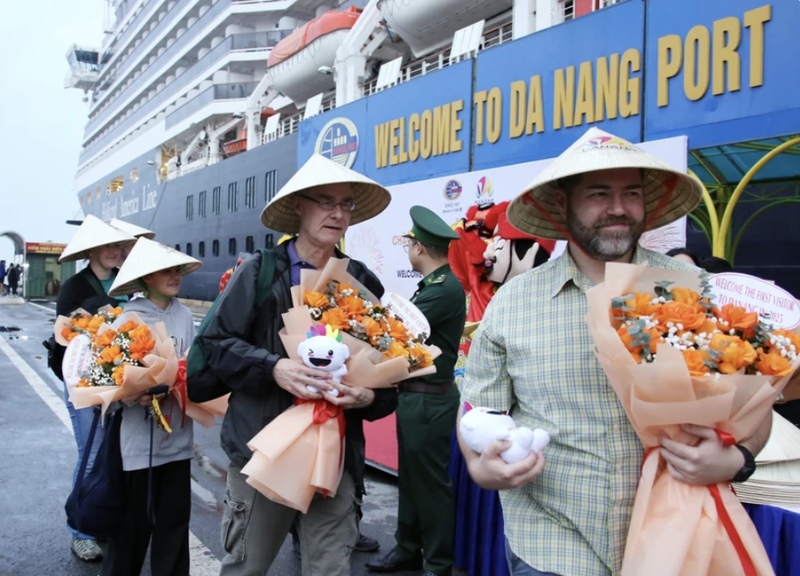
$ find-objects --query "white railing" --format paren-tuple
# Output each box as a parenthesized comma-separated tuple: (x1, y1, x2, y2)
(360, 21, 513, 97)
(261, 97, 336, 144)
(560, 0, 575, 22)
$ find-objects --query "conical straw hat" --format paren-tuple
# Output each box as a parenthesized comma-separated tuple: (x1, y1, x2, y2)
(507, 127, 704, 240)
(260, 154, 391, 234)
(108, 238, 201, 296)
(110, 218, 156, 239)
(59, 214, 137, 263)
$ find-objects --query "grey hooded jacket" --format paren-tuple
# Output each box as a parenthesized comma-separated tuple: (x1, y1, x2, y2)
(119, 296, 196, 471)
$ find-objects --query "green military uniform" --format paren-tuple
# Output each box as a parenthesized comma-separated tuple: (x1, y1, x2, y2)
(394, 206, 466, 575)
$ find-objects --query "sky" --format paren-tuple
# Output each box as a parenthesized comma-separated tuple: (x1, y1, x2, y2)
(0, 0, 102, 264)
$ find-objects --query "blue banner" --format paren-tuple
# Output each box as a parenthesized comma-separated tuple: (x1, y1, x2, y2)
(645, 0, 800, 147)
(472, 0, 645, 170)
(299, 98, 368, 175)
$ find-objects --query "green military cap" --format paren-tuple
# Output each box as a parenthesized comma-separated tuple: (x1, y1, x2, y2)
(404, 205, 460, 247)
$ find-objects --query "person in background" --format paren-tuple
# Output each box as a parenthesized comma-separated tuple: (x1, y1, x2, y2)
(7, 264, 19, 296)
(696, 256, 733, 274)
(367, 206, 466, 576)
(56, 215, 136, 562)
(0, 259, 6, 295)
(102, 238, 201, 576)
(666, 247, 700, 266)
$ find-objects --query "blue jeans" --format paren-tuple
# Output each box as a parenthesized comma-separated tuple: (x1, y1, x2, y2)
(63, 383, 104, 540)
(505, 538, 560, 576)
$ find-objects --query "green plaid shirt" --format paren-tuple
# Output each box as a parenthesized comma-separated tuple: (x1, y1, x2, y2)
(461, 247, 696, 576)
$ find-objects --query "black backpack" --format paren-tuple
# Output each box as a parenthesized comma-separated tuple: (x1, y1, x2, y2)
(65, 408, 126, 539)
(187, 249, 275, 403)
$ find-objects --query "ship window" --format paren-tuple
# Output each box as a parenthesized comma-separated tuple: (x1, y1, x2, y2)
(109, 175, 124, 193)
(186, 195, 194, 221)
(265, 233, 274, 249)
(130, 167, 139, 183)
(228, 238, 237, 256)
(95, 187, 101, 199)
(86, 192, 92, 205)
(227, 182, 238, 212)
(186, 242, 193, 256)
(199, 241, 205, 258)
(212, 240, 220, 257)
(175, 244, 181, 252)
(245, 176, 257, 209)
(212, 187, 221, 215)
(265, 170, 277, 202)
(198, 190, 207, 218)
(245, 235, 254, 253)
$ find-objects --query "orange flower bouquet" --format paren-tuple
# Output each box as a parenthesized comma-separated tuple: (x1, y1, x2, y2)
(56, 311, 179, 421)
(54, 305, 124, 345)
(585, 262, 800, 576)
(243, 257, 441, 512)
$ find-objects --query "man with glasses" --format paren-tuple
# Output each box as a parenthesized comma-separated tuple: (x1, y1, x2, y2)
(368, 206, 466, 576)
(201, 154, 397, 576)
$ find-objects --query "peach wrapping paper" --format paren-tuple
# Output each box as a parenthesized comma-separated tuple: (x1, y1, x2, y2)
(64, 312, 179, 419)
(585, 262, 800, 576)
(243, 258, 440, 511)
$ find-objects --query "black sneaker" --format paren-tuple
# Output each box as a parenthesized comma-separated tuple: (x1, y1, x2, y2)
(355, 534, 381, 553)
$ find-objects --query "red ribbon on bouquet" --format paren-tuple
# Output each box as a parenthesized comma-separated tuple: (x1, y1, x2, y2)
(640, 431, 756, 576)
(296, 398, 346, 498)
(174, 359, 188, 428)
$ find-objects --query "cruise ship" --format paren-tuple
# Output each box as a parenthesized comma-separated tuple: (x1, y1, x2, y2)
(66, 0, 800, 301)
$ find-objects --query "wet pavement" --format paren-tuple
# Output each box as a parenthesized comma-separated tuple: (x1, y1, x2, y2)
(0, 299, 438, 576)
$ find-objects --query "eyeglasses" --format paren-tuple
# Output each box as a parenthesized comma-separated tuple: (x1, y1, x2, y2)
(402, 240, 418, 254)
(298, 195, 356, 212)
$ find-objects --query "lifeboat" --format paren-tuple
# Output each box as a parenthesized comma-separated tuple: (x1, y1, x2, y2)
(267, 7, 361, 104)
(378, 0, 512, 58)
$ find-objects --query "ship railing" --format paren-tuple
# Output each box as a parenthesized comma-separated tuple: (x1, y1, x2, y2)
(360, 21, 513, 97)
(260, 96, 336, 145)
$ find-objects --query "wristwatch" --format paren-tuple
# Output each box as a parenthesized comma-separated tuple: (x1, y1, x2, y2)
(731, 445, 757, 483)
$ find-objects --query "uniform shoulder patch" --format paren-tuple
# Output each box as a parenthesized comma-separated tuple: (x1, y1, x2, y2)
(431, 274, 447, 284)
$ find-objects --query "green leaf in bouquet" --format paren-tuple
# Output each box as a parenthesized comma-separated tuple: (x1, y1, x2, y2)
(377, 335, 393, 352)
(654, 281, 675, 301)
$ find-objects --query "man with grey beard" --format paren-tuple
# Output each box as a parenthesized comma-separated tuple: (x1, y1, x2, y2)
(456, 128, 773, 576)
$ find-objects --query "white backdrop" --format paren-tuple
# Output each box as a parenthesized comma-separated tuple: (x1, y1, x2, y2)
(346, 136, 691, 298)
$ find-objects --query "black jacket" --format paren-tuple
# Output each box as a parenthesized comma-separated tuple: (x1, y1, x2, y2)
(56, 266, 120, 319)
(202, 244, 397, 496)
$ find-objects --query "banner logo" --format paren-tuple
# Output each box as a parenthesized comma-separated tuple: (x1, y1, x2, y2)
(315, 118, 359, 168)
(475, 176, 494, 207)
(444, 179, 463, 200)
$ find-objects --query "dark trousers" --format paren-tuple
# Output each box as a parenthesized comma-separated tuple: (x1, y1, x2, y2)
(394, 385, 460, 574)
(100, 458, 191, 576)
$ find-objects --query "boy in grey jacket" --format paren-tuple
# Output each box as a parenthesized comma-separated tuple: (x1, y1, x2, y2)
(103, 238, 202, 576)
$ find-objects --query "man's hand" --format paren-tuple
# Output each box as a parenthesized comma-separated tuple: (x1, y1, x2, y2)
(465, 439, 545, 490)
(273, 358, 332, 400)
(327, 381, 375, 410)
(137, 393, 166, 408)
(660, 424, 745, 485)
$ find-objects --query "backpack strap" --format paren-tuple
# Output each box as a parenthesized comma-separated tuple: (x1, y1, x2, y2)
(254, 248, 276, 308)
(82, 268, 107, 297)
(74, 408, 101, 491)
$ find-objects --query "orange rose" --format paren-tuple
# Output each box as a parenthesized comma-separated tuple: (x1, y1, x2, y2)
(612, 292, 660, 319)
(709, 334, 757, 374)
(654, 301, 707, 331)
(682, 349, 712, 377)
(671, 287, 707, 313)
(95, 329, 118, 348)
(77, 378, 90, 388)
(357, 316, 384, 344)
(754, 348, 792, 377)
(304, 291, 331, 310)
(383, 341, 408, 360)
(713, 304, 758, 339)
(409, 343, 433, 369)
(73, 317, 90, 331)
(129, 337, 155, 361)
(338, 296, 369, 318)
(117, 320, 138, 334)
(99, 344, 123, 365)
(696, 318, 719, 336)
(112, 364, 127, 386)
(129, 325, 151, 342)
(617, 325, 662, 362)
(385, 317, 409, 345)
(320, 309, 349, 331)
(335, 283, 356, 295)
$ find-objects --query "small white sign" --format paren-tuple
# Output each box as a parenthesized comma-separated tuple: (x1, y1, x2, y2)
(381, 291, 431, 339)
(709, 273, 800, 329)
(62, 334, 93, 389)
